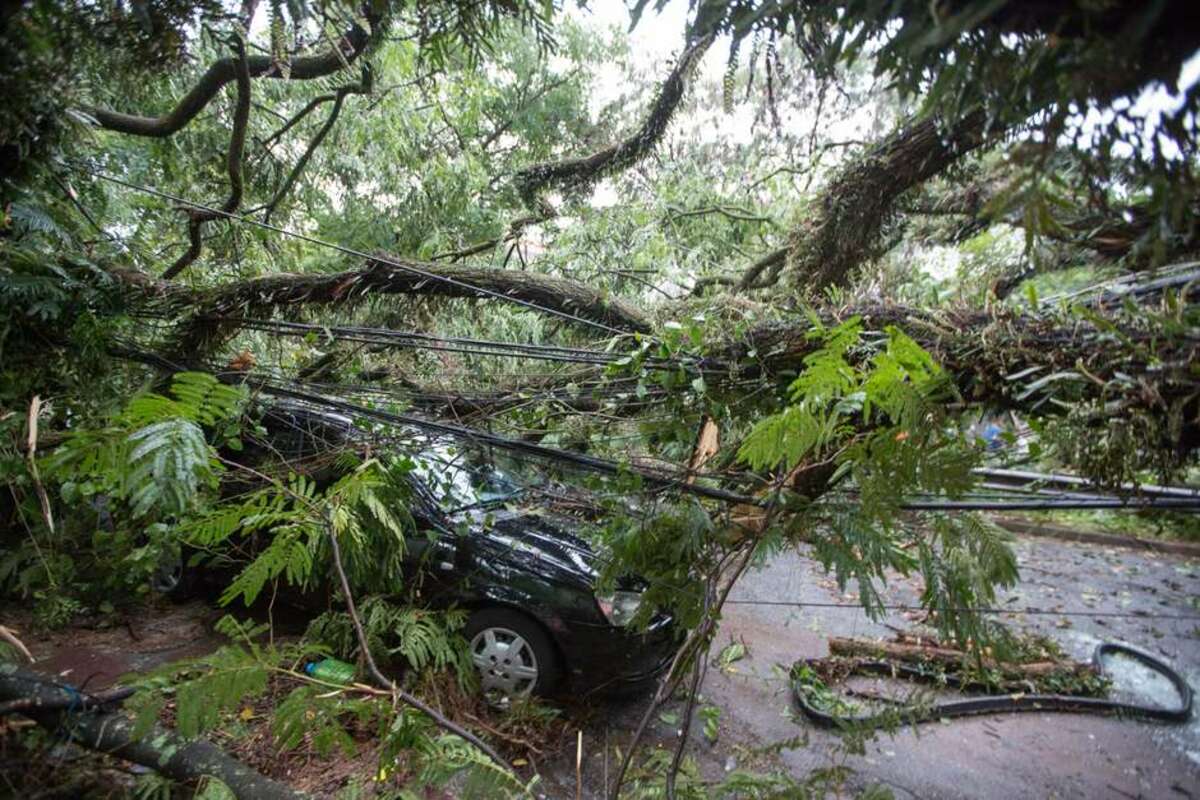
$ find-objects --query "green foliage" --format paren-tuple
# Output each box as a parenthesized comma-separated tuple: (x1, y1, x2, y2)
(737, 317, 1014, 646)
(0, 372, 248, 620)
(0, 184, 127, 410)
(916, 514, 1019, 645)
(122, 611, 513, 796)
(1, 3, 1193, 795)
(50, 372, 245, 521)
(127, 616, 272, 740)
(385, 606, 470, 674)
(194, 778, 237, 800)
(172, 451, 416, 609)
(219, 517, 317, 606)
(273, 685, 371, 758)
(699, 703, 720, 743)
(306, 597, 471, 683)
(595, 499, 715, 630)
(124, 419, 214, 517)
(739, 317, 953, 472)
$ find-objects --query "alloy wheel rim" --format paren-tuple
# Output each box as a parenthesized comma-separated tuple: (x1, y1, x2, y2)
(469, 626, 539, 699)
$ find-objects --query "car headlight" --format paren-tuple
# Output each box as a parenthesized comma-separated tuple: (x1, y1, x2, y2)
(596, 591, 642, 627)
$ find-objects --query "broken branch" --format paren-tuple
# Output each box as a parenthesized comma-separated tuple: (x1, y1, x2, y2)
(0, 665, 302, 800)
(514, 34, 713, 206)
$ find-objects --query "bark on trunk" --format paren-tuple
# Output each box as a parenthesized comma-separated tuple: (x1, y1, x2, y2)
(154, 257, 651, 357)
(0, 664, 304, 800)
(514, 34, 712, 206)
(401, 298, 1199, 451)
(83, 17, 376, 138)
(785, 111, 991, 291)
(825, 637, 1096, 681)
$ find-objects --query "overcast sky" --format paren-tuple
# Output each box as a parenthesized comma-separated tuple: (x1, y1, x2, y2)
(568, 1, 1200, 161)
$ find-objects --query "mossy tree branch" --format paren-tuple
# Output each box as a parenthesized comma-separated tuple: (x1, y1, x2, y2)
(161, 37, 253, 281)
(81, 15, 376, 138)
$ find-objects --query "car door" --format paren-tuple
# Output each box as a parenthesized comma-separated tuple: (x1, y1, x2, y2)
(400, 499, 469, 606)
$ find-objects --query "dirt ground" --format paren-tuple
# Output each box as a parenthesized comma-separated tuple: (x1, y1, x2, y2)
(13, 527, 1200, 799)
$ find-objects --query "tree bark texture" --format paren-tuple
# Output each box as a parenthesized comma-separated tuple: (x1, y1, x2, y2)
(83, 17, 376, 138)
(157, 256, 652, 357)
(0, 664, 304, 800)
(785, 111, 991, 291)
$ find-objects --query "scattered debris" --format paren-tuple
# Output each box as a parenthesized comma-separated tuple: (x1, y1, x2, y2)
(793, 633, 1193, 729)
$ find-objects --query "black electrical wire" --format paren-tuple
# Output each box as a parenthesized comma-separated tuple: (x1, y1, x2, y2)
(107, 346, 1200, 514)
(199, 316, 707, 370)
(252, 380, 760, 505)
(793, 642, 1193, 728)
(208, 317, 634, 366)
(899, 498, 1200, 511)
(971, 466, 1200, 501)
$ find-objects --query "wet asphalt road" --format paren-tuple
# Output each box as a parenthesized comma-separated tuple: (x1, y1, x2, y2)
(539, 532, 1200, 799)
(624, 533, 1197, 799)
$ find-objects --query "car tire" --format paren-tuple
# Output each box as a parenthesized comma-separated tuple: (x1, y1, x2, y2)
(464, 608, 562, 701)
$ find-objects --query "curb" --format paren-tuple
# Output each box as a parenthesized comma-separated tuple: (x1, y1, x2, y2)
(992, 515, 1200, 558)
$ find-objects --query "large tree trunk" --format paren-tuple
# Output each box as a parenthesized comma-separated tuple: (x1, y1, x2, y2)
(322, 296, 1200, 455)
(734, 301, 1196, 428)
(0, 664, 303, 800)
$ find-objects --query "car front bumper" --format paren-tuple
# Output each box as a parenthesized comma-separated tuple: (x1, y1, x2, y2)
(554, 613, 681, 697)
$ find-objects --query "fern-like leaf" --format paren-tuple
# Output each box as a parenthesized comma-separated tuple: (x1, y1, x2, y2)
(125, 418, 214, 517)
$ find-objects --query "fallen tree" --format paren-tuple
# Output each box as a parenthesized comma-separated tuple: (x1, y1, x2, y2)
(4, 3, 1199, 798)
(769, 111, 992, 291)
(152, 255, 652, 357)
(292, 294, 1198, 459)
(0, 664, 303, 800)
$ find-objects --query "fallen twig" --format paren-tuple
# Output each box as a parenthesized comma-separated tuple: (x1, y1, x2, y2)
(321, 510, 512, 770)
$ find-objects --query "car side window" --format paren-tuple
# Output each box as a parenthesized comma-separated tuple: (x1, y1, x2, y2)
(404, 481, 455, 563)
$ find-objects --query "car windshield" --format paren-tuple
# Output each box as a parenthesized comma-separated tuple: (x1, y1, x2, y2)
(409, 443, 526, 512)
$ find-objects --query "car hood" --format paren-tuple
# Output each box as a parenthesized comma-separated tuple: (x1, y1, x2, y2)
(453, 507, 616, 589)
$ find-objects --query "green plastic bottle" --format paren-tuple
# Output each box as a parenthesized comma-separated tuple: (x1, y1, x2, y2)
(305, 658, 356, 685)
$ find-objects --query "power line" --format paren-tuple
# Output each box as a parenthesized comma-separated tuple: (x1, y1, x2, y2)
(252, 379, 761, 505)
(84, 169, 638, 337)
(248, 380, 1200, 512)
(723, 599, 1200, 621)
(899, 498, 1200, 511)
(198, 315, 707, 371)
(107, 346, 1200, 514)
(971, 466, 1200, 501)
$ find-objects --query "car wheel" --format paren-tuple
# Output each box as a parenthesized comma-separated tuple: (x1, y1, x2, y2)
(464, 608, 561, 702)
